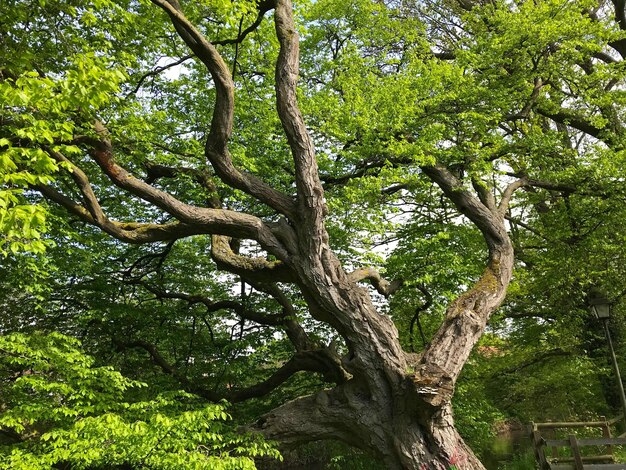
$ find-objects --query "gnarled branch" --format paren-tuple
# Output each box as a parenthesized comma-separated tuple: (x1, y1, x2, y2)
(75, 121, 290, 259)
(418, 164, 515, 385)
(498, 178, 527, 216)
(210, 235, 295, 282)
(150, 0, 297, 219)
(35, 183, 212, 244)
(114, 338, 348, 402)
(421, 164, 508, 251)
(275, 0, 326, 233)
(348, 267, 403, 297)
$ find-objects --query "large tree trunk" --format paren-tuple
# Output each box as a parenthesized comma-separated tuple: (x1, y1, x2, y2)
(257, 386, 484, 469)
(132, 0, 520, 463)
(255, 234, 514, 469)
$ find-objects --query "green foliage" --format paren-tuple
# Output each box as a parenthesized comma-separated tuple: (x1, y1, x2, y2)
(454, 360, 505, 457)
(0, 332, 281, 469)
(0, 0, 137, 255)
(4, 0, 626, 465)
(499, 451, 536, 470)
(0, 58, 125, 254)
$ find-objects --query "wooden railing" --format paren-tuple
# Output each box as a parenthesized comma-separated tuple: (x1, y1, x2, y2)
(531, 417, 626, 470)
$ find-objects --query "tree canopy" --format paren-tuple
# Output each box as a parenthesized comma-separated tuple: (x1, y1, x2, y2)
(3, 0, 626, 468)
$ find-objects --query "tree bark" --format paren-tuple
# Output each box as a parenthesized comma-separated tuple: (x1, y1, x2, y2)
(254, 234, 513, 469)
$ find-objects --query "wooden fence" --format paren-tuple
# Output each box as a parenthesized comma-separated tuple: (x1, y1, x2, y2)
(531, 417, 626, 470)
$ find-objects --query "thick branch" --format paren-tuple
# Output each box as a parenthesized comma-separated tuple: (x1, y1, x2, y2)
(471, 178, 497, 212)
(225, 352, 331, 401)
(610, 0, 626, 57)
(142, 164, 296, 281)
(498, 178, 527, 216)
(150, 0, 297, 219)
(503, 171, 616, 200)
(523, 178, 577, 194)
(150, 0, 233, 147)
(274, 0, 326, 232)
(416, 240, 514, 385)
(321, 154, 413, 187)
(232, 347, 349, 399)
(44, 147, 107, 224)
(79, 122, 289, 259)
(593, 51, 618, 64)
(418, 165, 514, 385)
(115, 338, 346, 401)
(35, 184, 213, 244)
(432, 50, 455, 60)
(506, 77, 544, 120)
(348, 267, 403, 297)
(421, 164, 508, 251)
(210, 235, 294, 282)
(613, 0, 626, 30)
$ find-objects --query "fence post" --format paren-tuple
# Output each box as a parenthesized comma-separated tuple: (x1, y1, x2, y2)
(569, 435, 584, 470)
(531, 422, 550, 470)
(601, 416, 613, 457)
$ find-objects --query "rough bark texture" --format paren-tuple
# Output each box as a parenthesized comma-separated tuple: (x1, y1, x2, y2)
(36, 0, 523, 468)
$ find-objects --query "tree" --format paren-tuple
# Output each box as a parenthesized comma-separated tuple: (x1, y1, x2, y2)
(3, 0, 626, 468)
(0, 332, 280, 469)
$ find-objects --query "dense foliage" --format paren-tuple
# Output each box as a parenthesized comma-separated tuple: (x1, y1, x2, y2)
(4, 0, 626, 467)
(0, 332, 280, 469)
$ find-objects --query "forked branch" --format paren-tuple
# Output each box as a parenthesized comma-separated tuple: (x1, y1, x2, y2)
(35, 183, 212, 244)
(74, 121, 290, 259)
(417, 164, 515, 386)
(421, 164, 509, 251)
(150, 0, 297, 219)
(210, 235, 295, 282)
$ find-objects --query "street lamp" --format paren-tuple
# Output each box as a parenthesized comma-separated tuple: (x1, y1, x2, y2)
(589, 291, 626, 432)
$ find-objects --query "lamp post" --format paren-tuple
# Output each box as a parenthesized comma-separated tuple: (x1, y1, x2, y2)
(589, 292, 626, 431)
